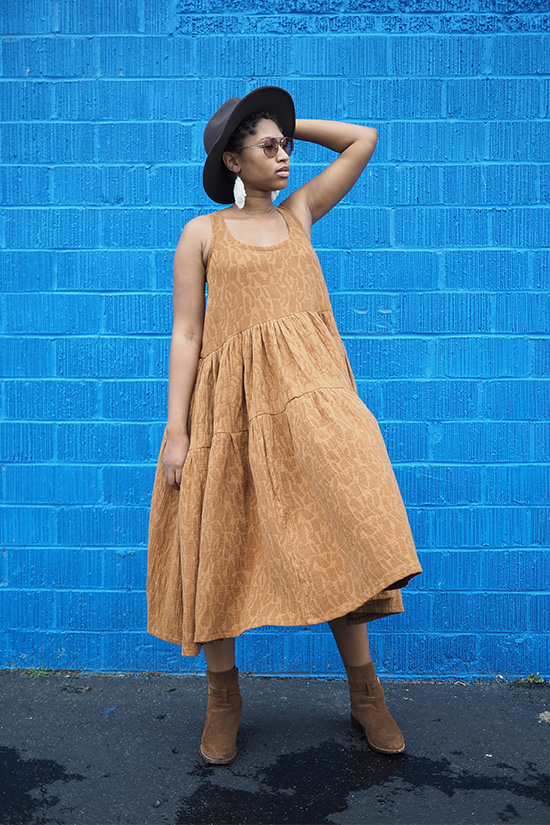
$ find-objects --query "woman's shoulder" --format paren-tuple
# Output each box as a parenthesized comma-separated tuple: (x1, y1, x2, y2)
(178, 209, 229, 268)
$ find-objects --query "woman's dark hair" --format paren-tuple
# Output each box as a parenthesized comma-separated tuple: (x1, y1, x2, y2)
(224, 111, 283, 154)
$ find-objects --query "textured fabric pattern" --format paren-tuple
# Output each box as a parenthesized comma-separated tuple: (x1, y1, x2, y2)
(147, 206, 422, 656)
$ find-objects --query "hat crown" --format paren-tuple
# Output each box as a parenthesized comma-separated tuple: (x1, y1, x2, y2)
(203, 97, 241, 154)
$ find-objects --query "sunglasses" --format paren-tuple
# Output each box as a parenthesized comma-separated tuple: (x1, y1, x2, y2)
(240, 136, 294, 158)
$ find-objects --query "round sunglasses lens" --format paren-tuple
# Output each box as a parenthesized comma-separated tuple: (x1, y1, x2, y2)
(283, 137, 294, 156)
(263, 138, 278, 157)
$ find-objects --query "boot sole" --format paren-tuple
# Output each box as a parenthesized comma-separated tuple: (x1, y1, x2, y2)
(350, 713, 406, 755)
(198, 744, 238, 766)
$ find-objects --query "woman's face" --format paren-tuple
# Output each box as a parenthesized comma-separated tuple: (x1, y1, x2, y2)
(223, 118, 291, 196)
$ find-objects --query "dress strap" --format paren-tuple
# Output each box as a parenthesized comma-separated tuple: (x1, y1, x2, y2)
(276, 205, 310, 240)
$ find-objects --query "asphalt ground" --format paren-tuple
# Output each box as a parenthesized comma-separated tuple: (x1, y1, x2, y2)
(0, 671, 549, 825)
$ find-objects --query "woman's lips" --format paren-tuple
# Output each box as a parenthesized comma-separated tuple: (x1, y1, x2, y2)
(275, 170, 290, 177)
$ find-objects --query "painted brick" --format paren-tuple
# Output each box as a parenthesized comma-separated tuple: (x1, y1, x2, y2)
(442, 164, 539, 206)
(379, 422, 430, 462)
(51, 165, 148, 206)
(104, 295, 171, 334)
(4, 294, 103, 334)
(482, 380, 549, 421)
(99, 36, 195, 77)
(491, 34, 550, 74)
(486, 122, 549, 161)
(55, 591, 145, 632)
(5, 380, 99, 421)
(344, 337, 430, 379)
(102, 380, 167, 421)
(57, 423, 155, 463)
(444, 250, 529, 290)
(0, 508, 57, 546)
(149, 166, 200, 207)
(532, 339, 550, 377)
(53, 79, 151, 121)
(56, 251, 154, 291)
(396, 465, 483, 506)
(398, 292, 492, 333)
(476, 634, 535, 678)
(57, 0, 140, 34)
(435, 593, 531, 632)
(100, 208, 192, 249)
(493, 293, 550, 333)
(390, 122, 486, 163)
(381, 380, 479, 421)
(56, 506, 149, 546)
(431, 422, 532, 463)
(331, 293, 398, 335)
(4, 631, 104, 672)
(390, 35, 486, 75)
(432, 337, 530, 378)
(1, 252, 55, 291)
(4, 547, 105, 589)
(103, 548, 147, 590)
(0, 80, 54, 120)
(430, 506, 533, 550)
(492, 208, 550, 249)
(2, 36, 96, 78)
(0, 337, 55, 377)
(412, 550, 549, 593)
(1, 123, 95, 163)
(532, 252, 550, 290)
(485, 466, 550, 506)
(95, 123, 195, 163)
(0, 423, 55, 462)
(395, 208, 490, 248)
(447, 78, 543, 119)
(5, 208, 101, 249)
(2, 465, 100, 504)
(102, 466, 155, 505)
(0, 2, 52, 34)
(56, 337, 152, 378)
(311, 207, 391, 249)
(326, 250, 440, 291)
(0, 165, 50, 205)
(349, 164, 441, 207)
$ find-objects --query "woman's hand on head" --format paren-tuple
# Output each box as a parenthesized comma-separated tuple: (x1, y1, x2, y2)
(163, 431, 190, 489)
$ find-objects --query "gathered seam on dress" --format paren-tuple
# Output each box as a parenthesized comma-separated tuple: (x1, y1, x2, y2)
(199, 308, 334, 360)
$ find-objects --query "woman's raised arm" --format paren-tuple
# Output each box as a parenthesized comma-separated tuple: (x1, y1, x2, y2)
(283, 119, 378, 232)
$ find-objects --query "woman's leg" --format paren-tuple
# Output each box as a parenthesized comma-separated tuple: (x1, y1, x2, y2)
(202, 637, 236, 672)
(328, 615, 405, 755)
(327, 616, 371, 667)
(199, 637, 241, 765)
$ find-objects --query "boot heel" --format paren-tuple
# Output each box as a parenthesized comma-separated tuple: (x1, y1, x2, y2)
(350, 713, 364, 735)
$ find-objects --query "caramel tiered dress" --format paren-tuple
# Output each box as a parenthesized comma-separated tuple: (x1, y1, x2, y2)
(147, 205, 422, 656)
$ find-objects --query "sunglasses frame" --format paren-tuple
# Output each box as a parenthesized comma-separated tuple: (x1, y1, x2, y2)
(240, 136, 294, 158)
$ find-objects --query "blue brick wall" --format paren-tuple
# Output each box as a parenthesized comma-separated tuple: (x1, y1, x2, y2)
(1, 1, 549, 680)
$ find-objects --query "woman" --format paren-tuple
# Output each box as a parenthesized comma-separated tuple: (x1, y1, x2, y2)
(147, 86, 422, 765)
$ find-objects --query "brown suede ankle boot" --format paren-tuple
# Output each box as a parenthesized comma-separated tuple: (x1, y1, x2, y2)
(344, 660, 406, 755)
(199, 665, 242, 765)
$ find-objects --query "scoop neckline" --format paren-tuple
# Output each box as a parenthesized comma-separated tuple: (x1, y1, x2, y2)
(217, 206, 292, 250)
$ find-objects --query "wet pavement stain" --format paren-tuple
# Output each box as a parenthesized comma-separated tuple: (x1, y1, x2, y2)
(0, 746, 85, 825)
(175, 739, 550, 825)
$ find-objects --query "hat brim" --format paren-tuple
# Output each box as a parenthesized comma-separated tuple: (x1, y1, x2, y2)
(203, 86, 296, 205)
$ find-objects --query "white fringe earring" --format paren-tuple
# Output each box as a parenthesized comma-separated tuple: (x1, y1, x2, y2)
(233, 175, 246, 209)
(271, 190, 279, 202)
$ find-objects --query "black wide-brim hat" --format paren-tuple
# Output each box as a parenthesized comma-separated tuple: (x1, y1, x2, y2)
(202, 86, 296, 204)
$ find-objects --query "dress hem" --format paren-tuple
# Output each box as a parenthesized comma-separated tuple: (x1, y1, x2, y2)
(147, 563, 422, 658)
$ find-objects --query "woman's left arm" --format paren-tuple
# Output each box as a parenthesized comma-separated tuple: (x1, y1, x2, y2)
(282, 119, 378, 232)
